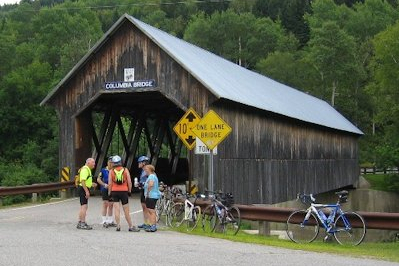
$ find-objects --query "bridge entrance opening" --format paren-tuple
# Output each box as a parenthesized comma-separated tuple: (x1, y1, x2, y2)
(74, 90, 189, 186)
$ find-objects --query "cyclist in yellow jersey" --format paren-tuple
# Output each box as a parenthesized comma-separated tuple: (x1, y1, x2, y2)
(77, 158, 96, 230)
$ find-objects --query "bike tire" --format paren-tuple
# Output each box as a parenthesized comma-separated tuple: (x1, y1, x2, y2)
(169, 202, 184, 228)
(223, 206, 241, 236)
(333, 211, 366, 246)
(202, 205, 217, 233)
(164, 201, 174, 227)
(286, 210, 319, 243)
(187, 206, 201, 231)
(155, 200, 162, 223)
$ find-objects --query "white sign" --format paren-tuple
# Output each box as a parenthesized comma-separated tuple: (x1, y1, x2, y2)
(124, 68, 135, 81)
(195, 137, 217, 155)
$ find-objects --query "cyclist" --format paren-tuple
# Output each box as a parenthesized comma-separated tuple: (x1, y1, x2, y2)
(108, 155, 140, 232)
(97, 156, 116, 227)
(143, 164, 161, 232)
(77, 158, 96, 230)
(136, 155, 150, 229)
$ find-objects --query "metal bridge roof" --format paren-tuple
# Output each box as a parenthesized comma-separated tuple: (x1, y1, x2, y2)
(128, 15, 362, 135)
(42, 14, 363, 135)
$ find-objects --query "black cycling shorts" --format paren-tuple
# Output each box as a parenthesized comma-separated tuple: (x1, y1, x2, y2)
(110, 191, 129, 205)
(101, 190, 111, 201)
(145, 198, 158, 209)
(78, 186, 88, 206)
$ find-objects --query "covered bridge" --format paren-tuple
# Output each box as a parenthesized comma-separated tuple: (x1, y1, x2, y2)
(41, 14, 363, 204)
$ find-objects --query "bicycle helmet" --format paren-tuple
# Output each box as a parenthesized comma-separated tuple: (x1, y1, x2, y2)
(137, 155, 150, 163)
(111, 155, 122, 165)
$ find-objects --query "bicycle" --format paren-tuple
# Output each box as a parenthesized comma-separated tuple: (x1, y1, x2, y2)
(169, 193, 201, 231)
(202, 191, 241, 236)
(286, 190, 366, 246)
(155, 184, 174, 226)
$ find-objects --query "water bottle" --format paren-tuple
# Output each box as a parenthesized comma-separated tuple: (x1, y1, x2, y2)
(318, 210, 327, 221)
(216, 206, 221, 216)
(134, 177, 139, 188)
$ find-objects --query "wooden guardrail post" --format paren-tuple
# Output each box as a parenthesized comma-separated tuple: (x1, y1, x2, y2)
(32, 192, 38, 203)
(258, 221, 271, 236)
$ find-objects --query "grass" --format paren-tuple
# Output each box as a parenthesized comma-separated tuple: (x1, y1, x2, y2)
(362, 173, 399, 193)
(362, 174, 390, 191)
(167, 223, 399, 263)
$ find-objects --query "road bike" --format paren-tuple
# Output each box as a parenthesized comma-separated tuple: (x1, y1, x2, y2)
(286, 190, 366, 246)
(155, 183, 175, 226)
(169, 193, 201, 231)
(202, 191, 241, 236)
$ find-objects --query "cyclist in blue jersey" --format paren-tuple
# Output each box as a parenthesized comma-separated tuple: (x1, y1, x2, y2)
(136, 155, 150, 229)
(97, 156, 116, 227)
(143, 164, 161, 232)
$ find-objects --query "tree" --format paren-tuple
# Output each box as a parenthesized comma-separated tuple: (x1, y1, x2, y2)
(184, 10, 297, 68)
(366, 20, 399, 167)
(253, 0, 311, 45)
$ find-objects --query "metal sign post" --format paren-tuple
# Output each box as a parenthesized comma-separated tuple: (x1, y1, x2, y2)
(209, 150, 214, 192)
(192, 110, 232, 193)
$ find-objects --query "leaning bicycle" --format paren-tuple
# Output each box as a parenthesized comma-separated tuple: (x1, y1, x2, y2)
(202, 191, 241, 236)
(286, 190, 366, 246)
(169, 193, 201, 231)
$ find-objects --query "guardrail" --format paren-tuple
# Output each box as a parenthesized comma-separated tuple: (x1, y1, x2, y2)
(0, 181, 75, 196)
(1, 183, 398, 230)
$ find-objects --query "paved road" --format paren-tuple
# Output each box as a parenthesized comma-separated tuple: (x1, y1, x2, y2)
(0, 195, 397, 266)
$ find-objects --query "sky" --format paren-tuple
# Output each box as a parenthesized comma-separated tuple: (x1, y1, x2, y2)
(0, 0, 20, 6)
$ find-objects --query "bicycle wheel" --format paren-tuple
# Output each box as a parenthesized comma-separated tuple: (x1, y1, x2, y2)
(223, 206, 241, 236)
(155, 200, 162, 223)
(164, 201, 174, 227)
(169, 202, 184, 228)
(333, 211, 366, 246)
(186, 206, 201, 231)
(286, 210, 319, 243)
(202, 205, 217, 233)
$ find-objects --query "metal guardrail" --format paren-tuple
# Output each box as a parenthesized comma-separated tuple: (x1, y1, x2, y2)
(1, 183, 398, 230)
(0, 181, 75, 196)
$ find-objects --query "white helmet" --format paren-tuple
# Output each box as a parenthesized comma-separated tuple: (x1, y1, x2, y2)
(111, 155, 122, 164)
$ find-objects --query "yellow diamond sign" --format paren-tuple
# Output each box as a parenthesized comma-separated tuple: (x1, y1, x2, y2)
(173, 108, 201, 150)
(191, 110, 232, 150)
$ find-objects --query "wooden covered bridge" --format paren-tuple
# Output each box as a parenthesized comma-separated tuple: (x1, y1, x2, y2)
(41, 14, 363, 204)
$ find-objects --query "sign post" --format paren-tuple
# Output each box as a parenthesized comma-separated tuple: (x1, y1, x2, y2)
(191, 110, 232, 192)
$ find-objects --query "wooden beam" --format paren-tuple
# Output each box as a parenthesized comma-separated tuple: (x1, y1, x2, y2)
(94, 107, 118, 177)
(126, 116, 145, 170)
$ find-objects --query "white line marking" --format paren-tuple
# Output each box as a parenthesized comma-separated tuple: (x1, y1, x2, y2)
(0, 198, 77, 212)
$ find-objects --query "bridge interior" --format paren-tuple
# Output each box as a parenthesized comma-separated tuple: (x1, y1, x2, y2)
(79, 90, 189, 185)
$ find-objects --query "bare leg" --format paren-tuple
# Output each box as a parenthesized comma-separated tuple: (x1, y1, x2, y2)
(114, 202, 120, 226)
(79, 204, 88, 223)
(122, 204, 133, 228)
(148, 208, 156, 225)
(141, 202, 148, 224)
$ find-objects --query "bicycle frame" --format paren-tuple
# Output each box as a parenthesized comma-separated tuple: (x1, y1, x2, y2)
(184, 198, 195, 220)
(306, 203, 351, 233)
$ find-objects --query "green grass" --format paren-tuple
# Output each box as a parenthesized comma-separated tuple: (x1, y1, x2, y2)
(363, 174, 387, 191)
(168, 225, 399, 262)
(362, 174, 399, 192)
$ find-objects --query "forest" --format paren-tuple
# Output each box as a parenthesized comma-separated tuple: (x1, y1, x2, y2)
(1, 0, 398, 194)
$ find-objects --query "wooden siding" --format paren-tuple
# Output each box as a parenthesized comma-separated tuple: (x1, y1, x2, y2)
(192, 103, 359, 204)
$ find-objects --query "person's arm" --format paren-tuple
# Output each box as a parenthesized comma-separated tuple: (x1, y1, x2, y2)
(108, 171, 113, 196)
(125, 168, 132, 193)
(82, 181, 90, 198)
(97, 173, 107, 188)
(146, 178, 154, 198)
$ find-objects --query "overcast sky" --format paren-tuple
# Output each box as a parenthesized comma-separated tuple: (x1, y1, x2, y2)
(0, 0, 20, 6)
